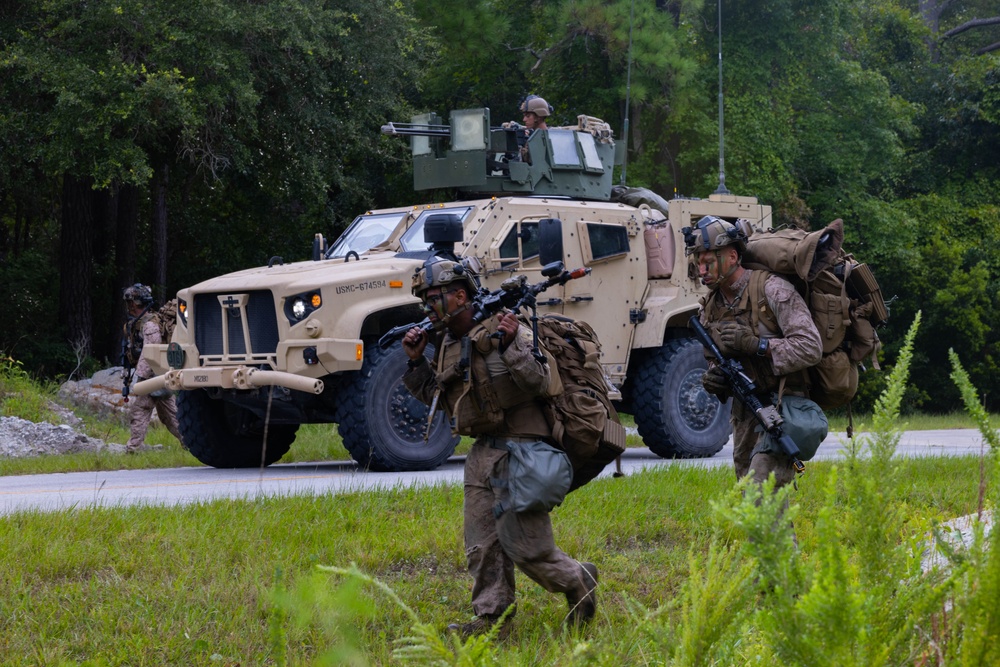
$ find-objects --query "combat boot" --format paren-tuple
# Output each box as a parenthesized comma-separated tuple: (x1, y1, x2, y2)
(565, 562, 598, 626)
(447, 613, 511, 639)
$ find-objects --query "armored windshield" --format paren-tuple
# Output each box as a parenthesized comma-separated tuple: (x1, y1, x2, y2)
(326, 212, 406, 258)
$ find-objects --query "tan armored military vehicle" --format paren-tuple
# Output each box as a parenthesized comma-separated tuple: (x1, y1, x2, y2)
(137, 108, 772, 471)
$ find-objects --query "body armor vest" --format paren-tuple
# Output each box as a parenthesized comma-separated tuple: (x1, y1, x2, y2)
(124, 310, 153, 367)
(701, 270, 810, 395)
(434, 318, 551, 438)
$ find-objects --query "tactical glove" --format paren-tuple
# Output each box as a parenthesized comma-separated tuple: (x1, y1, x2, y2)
(701, 365, 730, 398)
(717, 321, 760, 356)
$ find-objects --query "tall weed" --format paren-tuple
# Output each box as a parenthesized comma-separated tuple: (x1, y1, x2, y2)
(931, 350, 1000, 666)
(0, 353, 59, 422)
(715, 312, 952, 666)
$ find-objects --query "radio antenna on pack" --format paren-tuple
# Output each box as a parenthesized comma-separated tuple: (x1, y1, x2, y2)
(620, 0, 635, 186)
(713, 0, 730, 195)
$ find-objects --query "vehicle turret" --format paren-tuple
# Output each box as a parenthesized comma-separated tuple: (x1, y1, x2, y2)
(381, 108, 623, 201)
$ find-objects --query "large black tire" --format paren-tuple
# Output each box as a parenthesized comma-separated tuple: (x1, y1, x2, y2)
(177, 389, 298, 467)
(631, 337, 731, 458)
(337, 343, 459, 471)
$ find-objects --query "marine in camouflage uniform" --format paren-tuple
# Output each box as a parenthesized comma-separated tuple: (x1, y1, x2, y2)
(517, 95, 551, 164)
(686, 217, 822, 489)
(123, 284, 183, 453)
(400, 258, 597, 636)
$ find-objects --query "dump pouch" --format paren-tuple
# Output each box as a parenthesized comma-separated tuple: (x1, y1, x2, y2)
(497, 439, 573, 514)
(757, 395, 829, 461)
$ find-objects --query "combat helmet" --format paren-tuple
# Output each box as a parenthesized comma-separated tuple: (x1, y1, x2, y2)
(520, 95, 552, 118)
(682, 216, 748, 256)
(123, 283, 154, 306)
(411, 256, 481, 298)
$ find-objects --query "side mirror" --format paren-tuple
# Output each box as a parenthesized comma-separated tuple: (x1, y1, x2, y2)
(312, 233, 326, 261)
(538, 218, 564, 266)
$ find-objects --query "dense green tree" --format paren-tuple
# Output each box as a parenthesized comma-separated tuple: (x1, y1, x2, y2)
(0, 0, 424, 368)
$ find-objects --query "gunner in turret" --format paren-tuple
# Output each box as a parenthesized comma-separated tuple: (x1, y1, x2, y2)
(518, 94, 552, 164)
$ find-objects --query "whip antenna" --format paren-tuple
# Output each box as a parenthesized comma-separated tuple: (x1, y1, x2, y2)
(620, 0, 635, 186)
(713, 0, 730, 195)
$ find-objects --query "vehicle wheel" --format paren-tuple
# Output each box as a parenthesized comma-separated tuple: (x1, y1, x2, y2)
(337, 343, 460, 472)
(177, 389, 298, 467)
(630, 337, 731, 458)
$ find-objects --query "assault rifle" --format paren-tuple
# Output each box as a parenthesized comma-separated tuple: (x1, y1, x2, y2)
(120, 324, 136, 404)
(689, 316, 805, 474)
(377, 261, 591, 352)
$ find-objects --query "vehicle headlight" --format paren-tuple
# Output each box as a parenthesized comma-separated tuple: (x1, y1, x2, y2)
(284, 290, 322, 324)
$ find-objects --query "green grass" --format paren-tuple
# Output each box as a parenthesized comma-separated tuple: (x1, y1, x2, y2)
(0, 455, 989, 666)
(825, 409, 987, 432)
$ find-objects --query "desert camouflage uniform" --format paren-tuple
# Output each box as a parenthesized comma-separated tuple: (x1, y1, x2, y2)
(701, 270, 822, 487)
(403, 317, 593, 619)
(127, 316, 183, 451)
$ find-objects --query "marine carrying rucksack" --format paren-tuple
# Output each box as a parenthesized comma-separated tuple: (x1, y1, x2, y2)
(527, 314, 627, 491)
(741, 218, 888, 411)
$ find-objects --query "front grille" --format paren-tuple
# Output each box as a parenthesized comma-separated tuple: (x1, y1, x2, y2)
(194, 290, 280, 366)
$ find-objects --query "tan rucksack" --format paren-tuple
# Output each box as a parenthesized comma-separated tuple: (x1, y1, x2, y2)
(741, 219, 888, 410)
(150, 299, 178, 344)
(529, 314, 627, 490)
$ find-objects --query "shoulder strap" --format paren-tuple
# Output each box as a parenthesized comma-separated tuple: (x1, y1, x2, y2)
(748, 270, 776, 335)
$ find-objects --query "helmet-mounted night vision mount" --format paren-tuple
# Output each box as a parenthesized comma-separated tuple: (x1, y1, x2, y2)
(681, 215, 748, 256)
(123, 283, 154, 306)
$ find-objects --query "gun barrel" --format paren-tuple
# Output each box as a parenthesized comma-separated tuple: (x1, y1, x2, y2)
(380, 122, 450, 138)
(691, 315, 805, 472)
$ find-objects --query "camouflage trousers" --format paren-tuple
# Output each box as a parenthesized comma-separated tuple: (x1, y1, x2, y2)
(731, 400, 796, 489)
(127, 391, 183, 451)
(462, 438, 590, 617)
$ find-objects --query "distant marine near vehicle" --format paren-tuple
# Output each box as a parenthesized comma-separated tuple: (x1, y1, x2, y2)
(135, 107, 775, 471)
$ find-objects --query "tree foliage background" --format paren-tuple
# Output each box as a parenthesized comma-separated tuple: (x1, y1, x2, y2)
(1, 0, 998, 412)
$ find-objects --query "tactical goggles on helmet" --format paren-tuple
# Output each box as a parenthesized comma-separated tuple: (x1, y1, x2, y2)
(681, 216, 747, 256)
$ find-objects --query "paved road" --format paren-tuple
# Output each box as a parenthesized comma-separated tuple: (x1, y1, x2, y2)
(1, 429, 991, 516)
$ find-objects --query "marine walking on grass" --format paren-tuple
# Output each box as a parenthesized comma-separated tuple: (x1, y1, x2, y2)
(687, 216, 824, 491)
(400, 256, 598, 637)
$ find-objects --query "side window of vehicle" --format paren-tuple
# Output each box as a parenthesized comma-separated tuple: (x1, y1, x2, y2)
(580, 221, 629, 264)
(497, 221, 540, 267)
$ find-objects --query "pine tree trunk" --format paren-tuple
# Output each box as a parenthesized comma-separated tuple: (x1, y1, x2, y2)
(114, 183, 139, 355)
(151, 161, 169, 304)
(58, 173, 95, 357)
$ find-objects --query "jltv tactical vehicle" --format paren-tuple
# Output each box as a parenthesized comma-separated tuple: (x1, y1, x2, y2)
(136, 108, 773, 471)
